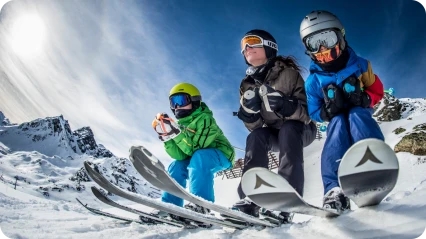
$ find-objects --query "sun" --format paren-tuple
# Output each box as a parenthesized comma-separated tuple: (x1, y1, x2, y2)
(9, 14, 46, 57)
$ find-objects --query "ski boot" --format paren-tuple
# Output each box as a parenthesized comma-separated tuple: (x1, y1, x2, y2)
(220, 197, 260, 225)
(184, 202, 211, 215)
(139, 209, 169, 224)
(182, 203, 213, 228)
(323, 187, 351, 212)
(229, 197, 261, 217)
(139, 215, 159, 224)
(259, 208, 293, 225)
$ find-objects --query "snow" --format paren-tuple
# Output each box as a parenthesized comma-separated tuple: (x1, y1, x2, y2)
(1, 100, 426, 239)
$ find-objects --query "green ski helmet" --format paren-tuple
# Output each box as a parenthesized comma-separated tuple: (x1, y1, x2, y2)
(300, 10, 346, 58)
(169, 82, 202, 119)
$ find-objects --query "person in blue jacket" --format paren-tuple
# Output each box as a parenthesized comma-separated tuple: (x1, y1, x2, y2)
(300, 10, 385, 212)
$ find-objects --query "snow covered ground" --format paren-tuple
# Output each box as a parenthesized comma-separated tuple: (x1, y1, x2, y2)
(1, 98, 426, 239)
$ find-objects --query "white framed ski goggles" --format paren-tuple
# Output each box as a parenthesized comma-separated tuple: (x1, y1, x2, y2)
(304, 30, 340, 54)
(241, 35, 278, 54)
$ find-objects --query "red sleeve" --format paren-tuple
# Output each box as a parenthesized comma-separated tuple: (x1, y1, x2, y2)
(364, 74, 384, 107)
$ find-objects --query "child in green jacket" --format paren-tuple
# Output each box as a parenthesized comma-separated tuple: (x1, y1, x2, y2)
(152, 82, 235, 214)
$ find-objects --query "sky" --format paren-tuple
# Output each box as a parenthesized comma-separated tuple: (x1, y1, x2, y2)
(0, 0, 425, 160)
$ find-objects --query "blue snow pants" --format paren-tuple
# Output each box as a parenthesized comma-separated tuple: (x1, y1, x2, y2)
(161, 148, 232, 207)
(322, 107, 384, 194)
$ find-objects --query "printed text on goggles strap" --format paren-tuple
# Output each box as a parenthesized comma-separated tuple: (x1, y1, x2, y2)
(241, 35, 278, 54)
(305, 30, 339, 53)
(169, 93, 192, 109)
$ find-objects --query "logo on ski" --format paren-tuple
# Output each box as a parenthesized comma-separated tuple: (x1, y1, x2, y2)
(355, 146, 383, 167)
(254, 174, 275, 189)
(144, 166, 158, 178)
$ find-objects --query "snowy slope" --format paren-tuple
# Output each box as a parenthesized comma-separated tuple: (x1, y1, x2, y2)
(1, 98, 426, 239)
(0, 114, 161, 207)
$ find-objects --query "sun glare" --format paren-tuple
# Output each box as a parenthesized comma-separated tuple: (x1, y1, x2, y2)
(9, 14, 46, 57)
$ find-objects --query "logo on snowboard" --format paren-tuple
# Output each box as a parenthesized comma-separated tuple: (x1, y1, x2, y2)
(254, 174, 275, 189)
(355, 146, 383, 167)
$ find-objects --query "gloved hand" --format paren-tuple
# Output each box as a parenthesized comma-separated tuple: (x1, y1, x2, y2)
(258, 84, 298, 117)
(240, 87, 262, 114)
(152, 113, 181, 142)
(342, 76, 371, 108)
(236, 106, 261, 123)
(320, 84, 344, 122)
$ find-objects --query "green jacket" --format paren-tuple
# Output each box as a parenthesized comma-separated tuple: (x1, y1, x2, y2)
(164, 102, 235, 166)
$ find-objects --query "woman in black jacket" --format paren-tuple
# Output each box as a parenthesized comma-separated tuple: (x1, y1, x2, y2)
(232, 29, 317, 224)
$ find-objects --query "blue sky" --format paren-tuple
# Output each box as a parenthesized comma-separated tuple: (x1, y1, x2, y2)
(0, 0, 425, 161)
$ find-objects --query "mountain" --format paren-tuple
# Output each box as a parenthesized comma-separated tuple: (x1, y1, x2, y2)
(374, 94, 426, 121)
(0, 113, 160, 202)
(373, 95, 426, 156)
(0, 114, 113, 158)
(0, 111, 11, 126)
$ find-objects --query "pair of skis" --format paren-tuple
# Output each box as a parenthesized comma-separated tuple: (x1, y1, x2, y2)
(80, 160, 249, 229)
(79, 138, 399, 229)
(241, 139, 399, 216)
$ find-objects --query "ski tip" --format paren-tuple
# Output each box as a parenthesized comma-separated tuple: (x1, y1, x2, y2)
(75, 198, 84, 206)
(242, 167, 295, 197)
(83, 161, 91, 168)
(91, 186, 98, 194)
(129, 145, 159, 164)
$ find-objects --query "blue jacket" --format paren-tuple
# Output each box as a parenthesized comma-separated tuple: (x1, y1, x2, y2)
(305, 47, 377, 122)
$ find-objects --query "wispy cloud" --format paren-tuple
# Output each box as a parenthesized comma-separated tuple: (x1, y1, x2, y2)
(0, 1, 186, 160)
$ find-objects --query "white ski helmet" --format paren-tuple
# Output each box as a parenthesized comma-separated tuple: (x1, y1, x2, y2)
(300, 10, 346, 53)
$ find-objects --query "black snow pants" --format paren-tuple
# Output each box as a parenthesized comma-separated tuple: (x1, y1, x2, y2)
(237, 120, 317, 198)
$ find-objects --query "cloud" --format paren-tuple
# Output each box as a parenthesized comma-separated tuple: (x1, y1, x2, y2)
(0, 1, 183, 158)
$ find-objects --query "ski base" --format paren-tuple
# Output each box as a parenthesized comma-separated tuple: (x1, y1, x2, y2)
(241, 167, 341, 218)
(76, 198, 146, 224)
(129, 145, 277, 228)
(90, 186, 188, 228)
(338, 139, 399, 207)
(84, 161, 247, 229)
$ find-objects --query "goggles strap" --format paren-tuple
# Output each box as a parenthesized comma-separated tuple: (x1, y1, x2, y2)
(241, 35, 278, 53)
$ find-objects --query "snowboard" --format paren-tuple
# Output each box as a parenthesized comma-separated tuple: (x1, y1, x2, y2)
(241, 167, 341, 217)
(129, 145, 277, 227)
(338, 138, 399, 207)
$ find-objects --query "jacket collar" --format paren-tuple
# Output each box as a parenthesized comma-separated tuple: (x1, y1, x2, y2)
(242, 57, 289, 84)
(309, 47, 358, 74)
(177, 102, 211, 124)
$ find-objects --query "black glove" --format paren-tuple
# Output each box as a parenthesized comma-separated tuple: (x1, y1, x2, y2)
(240, 88, 262, 114)
(320, 84, 344, 122)
(342, 76, 371, 108)
(258, 84, 298, 117)
(236, 106, 261, 123)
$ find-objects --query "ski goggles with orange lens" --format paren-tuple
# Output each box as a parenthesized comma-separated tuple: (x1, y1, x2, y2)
(313, 44, 341, 63)
(169, 93, 192, 109)
(241, 35, 278, 54)
(305, 30, 339, 54)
